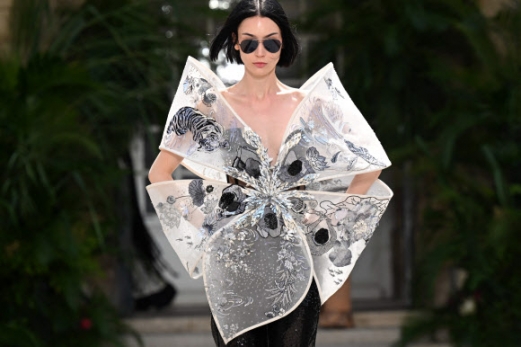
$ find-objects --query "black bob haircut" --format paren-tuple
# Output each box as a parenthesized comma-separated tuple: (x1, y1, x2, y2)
(209, 0, 300, 67)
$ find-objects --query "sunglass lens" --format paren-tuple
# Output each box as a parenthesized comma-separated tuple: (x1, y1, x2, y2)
(263, 39, 281, 53)
(240, 40, 258, 54)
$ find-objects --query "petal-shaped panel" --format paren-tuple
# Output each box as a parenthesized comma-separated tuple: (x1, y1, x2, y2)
(147, 180, 248, 277)
(204, 222, 313, 343)
(276, 64, 391, 190)
(287, 178, 393, 302)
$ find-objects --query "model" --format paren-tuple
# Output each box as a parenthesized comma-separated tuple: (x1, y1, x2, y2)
(147, 0, 393, 346)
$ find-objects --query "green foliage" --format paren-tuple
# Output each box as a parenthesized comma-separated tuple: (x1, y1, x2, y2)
(1, 0, 211, 345)
(303, 0, 521, 346)
(0, 49, 128, 347)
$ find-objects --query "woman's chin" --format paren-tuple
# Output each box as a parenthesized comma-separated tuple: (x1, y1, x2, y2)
(245, 64, 276, 77)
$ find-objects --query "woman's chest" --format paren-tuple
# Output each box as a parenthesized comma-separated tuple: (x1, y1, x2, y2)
(234, 102, 294, 161)
(227, 94, 303, 162)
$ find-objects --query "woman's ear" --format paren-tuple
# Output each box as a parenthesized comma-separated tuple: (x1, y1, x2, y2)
(232, 32, 239, 50)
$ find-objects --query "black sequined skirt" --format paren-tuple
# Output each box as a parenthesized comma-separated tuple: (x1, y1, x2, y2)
(211, 280, 321, 347)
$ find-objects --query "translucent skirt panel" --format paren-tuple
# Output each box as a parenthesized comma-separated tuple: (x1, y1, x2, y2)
(210, 280, 321, 347)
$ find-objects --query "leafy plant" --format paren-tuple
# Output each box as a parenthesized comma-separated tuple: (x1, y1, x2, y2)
(302, 0, 521, 346)
(0, 0, 214, 345)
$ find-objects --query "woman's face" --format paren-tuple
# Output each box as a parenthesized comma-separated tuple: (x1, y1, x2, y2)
(235, 16, 282, 76)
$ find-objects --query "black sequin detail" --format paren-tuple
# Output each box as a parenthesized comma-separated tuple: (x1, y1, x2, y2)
(264, 213, 278, 229)
(287, 160, 303, 176)
(245, 158, 261, 178)
(211, 280, 321, 347)
(206, 185, 214, 193)
(232, 157, 261, 178)
(219, 193, 240, 212)
(232, 157, 246, 171)
(314, 228, 329, 245)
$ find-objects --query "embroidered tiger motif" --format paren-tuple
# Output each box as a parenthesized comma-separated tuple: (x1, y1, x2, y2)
(167, 106, 229, 152)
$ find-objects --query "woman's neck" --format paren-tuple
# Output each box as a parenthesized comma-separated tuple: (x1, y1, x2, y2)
(234, 69, 285, 100)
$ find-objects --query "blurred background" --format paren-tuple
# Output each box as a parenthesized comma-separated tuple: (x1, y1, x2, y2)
(1, 0, 519, 346)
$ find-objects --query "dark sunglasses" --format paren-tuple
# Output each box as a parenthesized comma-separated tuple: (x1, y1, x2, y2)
(239, 39, 282, 54)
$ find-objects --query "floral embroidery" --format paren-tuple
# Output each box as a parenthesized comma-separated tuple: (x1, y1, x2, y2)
(329, 240, 352, 267)
(277, 136, 330, 184)
(155, 201, 181, 229)
(337, 198, 386, 244)
(306, 146, 329, 171)
(214, 228, 255, 275)
(201, 195, 218, 214)
(265, 239, 308, 314)
(218, 185, 248, 217)
(256, 205, 283, 238)
(232, 146, 262, 179)
(304, 216, 338, 256)
(189, 179, 206, 206)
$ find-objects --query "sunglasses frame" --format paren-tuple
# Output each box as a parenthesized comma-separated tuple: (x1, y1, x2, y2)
(238, 39, 282, 54)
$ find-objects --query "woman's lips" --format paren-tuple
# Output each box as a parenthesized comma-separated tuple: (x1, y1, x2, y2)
(253, 62, 267, 68)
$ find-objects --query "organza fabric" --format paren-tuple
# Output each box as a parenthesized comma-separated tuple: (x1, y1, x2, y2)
(146, 57, 393, 343)
(210, 281, 321, 347)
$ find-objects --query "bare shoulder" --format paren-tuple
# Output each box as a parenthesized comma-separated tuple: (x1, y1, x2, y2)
(220, 86, 232, 97)
(219, 85, 245, 106)
(220, 84, 242, 98)
(278, 86, 307, 104)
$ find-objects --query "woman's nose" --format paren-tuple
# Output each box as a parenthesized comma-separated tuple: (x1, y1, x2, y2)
(254, 42, 266, 56)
